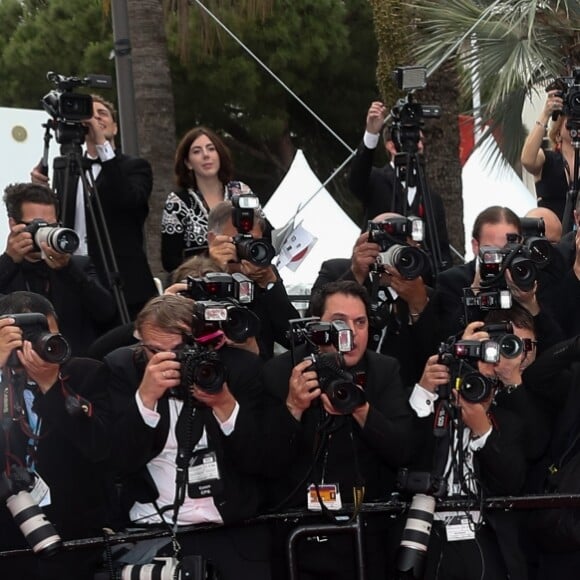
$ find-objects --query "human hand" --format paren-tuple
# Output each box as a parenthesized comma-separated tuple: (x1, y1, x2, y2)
(41, 242, 71, 270)
(30, 162, 50, 186)
(456, 392, 493, 438)
(461, 320, 489, 341)
(542, 90, 564, 122)
(193, 382, 237, 422)
(505, 270, 539, 315)
(351, 232, 380, 284)
(223, 335, 260, 356)
(138, 351, 181, 410)
(384, 266, 429, 313)
(366, 101, 387, 134)
(418, 354, 450, 394)
(240, 261, 277, 288)
(0, 318, 23, 368)
(209, 234, 237, 269)
(286, 359, 321, 420)
(6, 223, 34, 263)
(17, 340, 59, 393)
(83, 116, 107, 146)
(164, 282, 188, 296)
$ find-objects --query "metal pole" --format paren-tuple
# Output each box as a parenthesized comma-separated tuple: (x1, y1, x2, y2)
(111, 0, 139, 156)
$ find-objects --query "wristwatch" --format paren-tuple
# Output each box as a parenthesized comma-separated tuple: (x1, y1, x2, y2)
(504, 383, 521, 394)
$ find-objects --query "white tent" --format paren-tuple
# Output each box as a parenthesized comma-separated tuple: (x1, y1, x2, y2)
(264, 149, 360, 295)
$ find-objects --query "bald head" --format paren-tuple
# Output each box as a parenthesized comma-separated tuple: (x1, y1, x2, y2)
(525, 207, 562, 243)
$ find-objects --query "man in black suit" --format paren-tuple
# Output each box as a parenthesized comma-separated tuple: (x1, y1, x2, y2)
(31, 95, 157, 319)
(310, 212, 442, 386)
(409, 317, 530, 579)
(208, 200, 299, 360)
(104, 294, 270, 580)
(261, 280, 418, 579)
(348, 100, 452, 271)
(0, 291, 111, 580)
(0, 183, 116, 356)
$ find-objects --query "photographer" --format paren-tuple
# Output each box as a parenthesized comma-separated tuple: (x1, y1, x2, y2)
(0, 291, 111, 580)
(521, 89, 576, 224)
(261, 280, 418, 579)
(31, 95, 157, 319)
(408, 318, 529, 579)
(0, 183, 116, 356)
(207, 200, 299, 359)
(311, 212, 443, 385)
(348, 100, 452, 270)
(104, 294, 270, 580)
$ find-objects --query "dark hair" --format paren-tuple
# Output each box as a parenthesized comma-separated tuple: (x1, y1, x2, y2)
(0, 291, 58, 320)
(484, 303, 535, 334)
(174, 127, 234, 189)
(91, 94, 117, 123)
(471, 206, 521, 242)
(3, 183, 59, 222)
(309, 280, 371, 319)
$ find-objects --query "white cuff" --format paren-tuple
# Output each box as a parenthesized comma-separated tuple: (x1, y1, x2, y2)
(215, 401, 240, 436)
(469, 426, 492, 451)
(96, 141, 116, 162)
(135, 390, 160, 427)
(363, 131, 380, 150)
(409, 384, 439, 417)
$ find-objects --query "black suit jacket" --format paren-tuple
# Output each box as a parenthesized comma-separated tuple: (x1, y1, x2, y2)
(0, 253, 116, 356)
(311, 258, 443, 386)
(105, 345, 265, 525)
(60, 151, 157, 315)
(261, 346, 418, 508)
(0, 358, 111, 549)
(348, 142, 452, 269)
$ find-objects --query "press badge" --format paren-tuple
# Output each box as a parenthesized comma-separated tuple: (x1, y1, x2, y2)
(30, 472, 51, 508)
(434, 511, 481, 542)
(307, 484, 342, 511)
(187, 451, 223, 498)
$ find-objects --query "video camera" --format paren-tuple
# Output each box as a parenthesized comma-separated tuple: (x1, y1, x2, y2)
(183, 272, 254, 304)
(231, 194, 275, 266)
(390, 66, 441, 154)
(41, 71, 112, 145)
(0, 313, 71, 367)
(547, 67, 580, 122)
(367, 217, 429, 279)
(24, 218, 80, 255)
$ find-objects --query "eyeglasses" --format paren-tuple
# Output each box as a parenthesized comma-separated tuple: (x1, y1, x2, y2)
(522, 338, 538, 353)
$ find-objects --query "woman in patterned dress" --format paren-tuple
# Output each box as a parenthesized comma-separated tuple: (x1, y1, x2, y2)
(161, 127, 253, 273)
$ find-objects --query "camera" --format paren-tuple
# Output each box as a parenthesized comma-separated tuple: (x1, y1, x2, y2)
(478, 231, 551, 292)
(192, 299, 260, 344)
(287, 317, 353, 353)
(0, 313, 71, 366)
(184, 272, 254, 304)
(483, 322, 524, 359)
(23, 218, 80, 255)
(230, 193, 275, 266)
(463, 288, 512, 311)
(547, 67, 580, 121)
(390, 66, 441, 154)
(368, 217, 428, 280)
(0, 467, 62, 556)
(117, 555, 205, 580)
(306, 352, 365, 414)
(41, 71, 112, 146)
(173, 343, 226, 396)
(437, 338, 500, 404)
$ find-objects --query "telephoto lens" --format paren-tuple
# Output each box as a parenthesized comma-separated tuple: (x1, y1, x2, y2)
(5, 491, 62, 556)
(396, 493, 436, 579)
(121, 557, 181, 580)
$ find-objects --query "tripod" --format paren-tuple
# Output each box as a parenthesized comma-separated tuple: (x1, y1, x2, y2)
(560, 118, 580, 235)
(44, 122, 130, 325)
(391, 136, 445, 277)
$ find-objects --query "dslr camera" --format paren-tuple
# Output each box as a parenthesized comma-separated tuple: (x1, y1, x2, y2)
(24, 218, 80, 255)
(547, 67, 580, 122)
(184, 272, 254, 304)
(41, 71, 112, 146)
(231, 194, 275, 266)
(367, 217, 429, 279)
(172, 342, 226, 396)
(478, 232, 551, 292)
(288, 317, 365, 414)
(0, 313, 71, 367)
(192, 299, 260, 344)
